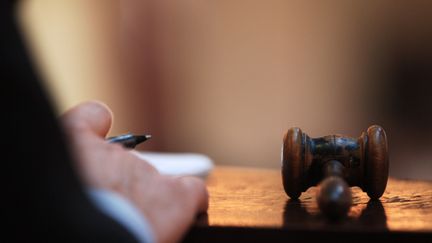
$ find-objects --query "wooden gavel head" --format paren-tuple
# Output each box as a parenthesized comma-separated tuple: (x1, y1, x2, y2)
(281, 125, 389, 218)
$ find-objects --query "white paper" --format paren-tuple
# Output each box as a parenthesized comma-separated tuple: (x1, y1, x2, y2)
(131, 151, 214, 179)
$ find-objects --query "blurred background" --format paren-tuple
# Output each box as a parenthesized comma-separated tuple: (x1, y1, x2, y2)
(18, 0, 432, 180)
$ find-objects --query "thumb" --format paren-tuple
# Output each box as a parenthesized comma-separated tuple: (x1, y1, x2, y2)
(61, 100, 113, 138)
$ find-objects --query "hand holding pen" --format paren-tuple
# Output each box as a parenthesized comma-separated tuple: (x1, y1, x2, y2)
(61, 101, 208, 243)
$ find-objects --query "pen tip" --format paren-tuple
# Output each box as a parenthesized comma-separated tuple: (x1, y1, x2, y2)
(134, 134, 152, 145)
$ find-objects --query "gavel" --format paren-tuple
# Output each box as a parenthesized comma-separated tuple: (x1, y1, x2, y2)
(281, 125, 389, 218)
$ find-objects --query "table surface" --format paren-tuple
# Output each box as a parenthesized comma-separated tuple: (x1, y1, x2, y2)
(185, 166, 432, 242)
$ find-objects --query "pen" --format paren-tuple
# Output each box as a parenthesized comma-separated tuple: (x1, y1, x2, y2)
(106, 133, 152, 149)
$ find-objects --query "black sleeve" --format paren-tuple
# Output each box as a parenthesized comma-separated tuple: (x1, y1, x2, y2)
(1, 1, 139, 242)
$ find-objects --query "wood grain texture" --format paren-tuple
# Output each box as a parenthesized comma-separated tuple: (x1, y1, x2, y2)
(186, 166, 432, 242)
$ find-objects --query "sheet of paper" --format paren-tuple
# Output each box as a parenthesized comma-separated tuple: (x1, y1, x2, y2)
(131, 151, 214, 179)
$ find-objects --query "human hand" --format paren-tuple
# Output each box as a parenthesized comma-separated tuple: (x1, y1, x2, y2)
(61, 101, 208, 243)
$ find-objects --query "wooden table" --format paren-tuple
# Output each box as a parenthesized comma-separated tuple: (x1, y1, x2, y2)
(184, 166, 432, 242)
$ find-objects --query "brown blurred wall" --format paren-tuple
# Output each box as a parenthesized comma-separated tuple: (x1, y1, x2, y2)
(121, 0, 371, 163)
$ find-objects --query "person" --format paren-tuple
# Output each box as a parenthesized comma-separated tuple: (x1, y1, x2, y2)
(2, 0, 208, 242)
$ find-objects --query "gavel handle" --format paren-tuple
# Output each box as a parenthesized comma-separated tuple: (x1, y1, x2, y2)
(316, 160, 352, 219)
